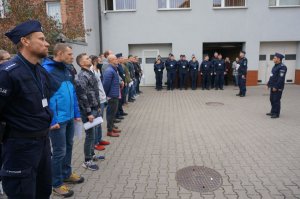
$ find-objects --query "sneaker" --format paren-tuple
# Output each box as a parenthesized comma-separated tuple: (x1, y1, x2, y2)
(112, 128, 121, 133)
(93, 155, 105, 161)
(94, 144, 105, 151)
(99, 140, 110, 145)
(64, 173, 84, 184)
(82, 160, 99, 171)
(53, 185, 74, 198)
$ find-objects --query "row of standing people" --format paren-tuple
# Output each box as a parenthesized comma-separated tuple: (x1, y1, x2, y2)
(154, 51, 248, 96)
(0, 20, 143, 198)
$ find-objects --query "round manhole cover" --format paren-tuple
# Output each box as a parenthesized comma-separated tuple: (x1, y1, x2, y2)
(176, 166, 223, 193)
(206, 102, 224, 106)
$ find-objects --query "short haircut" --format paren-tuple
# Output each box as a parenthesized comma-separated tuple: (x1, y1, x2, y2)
(53, 43, 72, 56)
(0, 50, 9, 61)
(89, 55, 98, 63)
(128, 55, 133, 58)
(76, 53, 87, 66)
(16, 34, 32, 50)
(104, 51, 110, 58)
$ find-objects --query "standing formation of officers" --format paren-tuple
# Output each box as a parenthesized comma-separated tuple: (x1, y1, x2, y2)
(154, 51, 248, 97)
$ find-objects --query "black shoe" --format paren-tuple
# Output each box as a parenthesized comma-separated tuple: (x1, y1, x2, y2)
(240, 95, 245, 97)
(113, 125, 118, 129)
(271, 115, 279, 119)
(114, 119, 121, 123)
(202, 88, 205, 90)
(128, 99, 134, 103)
(121, 112, 128, 116)
(215, 88, 218, 90)
(266, 113, 273, 116)
(220, 88, 224, 90)
(116, 116, 124, 120)
(236, 94, 241, 96)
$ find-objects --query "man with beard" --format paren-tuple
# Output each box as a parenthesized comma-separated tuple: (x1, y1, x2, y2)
(0, 20, 53, 198)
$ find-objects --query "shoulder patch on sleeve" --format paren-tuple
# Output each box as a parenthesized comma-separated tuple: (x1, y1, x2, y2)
(3, 63, 19, 72)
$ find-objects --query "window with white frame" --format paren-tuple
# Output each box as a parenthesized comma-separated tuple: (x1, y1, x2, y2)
(269, 0, 300, 6)
(213, 0, 246, 7)
(105, 0, 136, 11)
(46, 1, 62, 25)
(0, 0, 8, 18)
(158, 0, 190, 9)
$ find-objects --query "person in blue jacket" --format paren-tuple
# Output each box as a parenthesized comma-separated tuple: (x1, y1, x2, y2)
(266, 53, 287, 119)
(189, 56, 199, 90)
(154, 59, 165, 91)
(200, 55, 212, 90)
(236, 51, 248, 97)
(177, 55, 189, 90)
(42, 43, 83, 197)
(214, 54, 225, 90)
(165, 54, 177, 90)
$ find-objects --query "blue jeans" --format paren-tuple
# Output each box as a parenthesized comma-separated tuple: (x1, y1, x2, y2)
(94, 103, 105, 144)
(82, 109, 99, 161)
(49, 120, 74, 188)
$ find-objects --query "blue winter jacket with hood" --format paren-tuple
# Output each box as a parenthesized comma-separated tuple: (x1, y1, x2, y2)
(42, 58, 80, 126)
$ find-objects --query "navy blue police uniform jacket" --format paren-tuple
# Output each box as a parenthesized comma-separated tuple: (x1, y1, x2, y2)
(214, 59, 225, 73)
(267, 63, 287, 90)
(238, 57, 248, 76)
(177, 60, 189, 74)
(0, 53, 53, 134)
(154, 63, 165, 73)
(189, 61, 199, 73)
(200, 60, 212, 74)
(165, 60, 178, 73)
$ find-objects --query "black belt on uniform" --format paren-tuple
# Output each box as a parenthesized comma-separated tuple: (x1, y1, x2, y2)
(7, 128, 49, 139)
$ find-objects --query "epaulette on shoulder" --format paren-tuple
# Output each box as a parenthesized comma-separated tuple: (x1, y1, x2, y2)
(2, 62, 19, 72)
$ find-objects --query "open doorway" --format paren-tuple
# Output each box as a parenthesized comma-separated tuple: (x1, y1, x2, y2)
(203, 42, 244, 85)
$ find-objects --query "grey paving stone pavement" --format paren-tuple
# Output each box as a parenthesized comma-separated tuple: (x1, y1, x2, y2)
(51, 85, 300, 199)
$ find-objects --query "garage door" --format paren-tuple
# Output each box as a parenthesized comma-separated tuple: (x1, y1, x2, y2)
(129, 44, 172, 86)
(258, 42, 297, 84)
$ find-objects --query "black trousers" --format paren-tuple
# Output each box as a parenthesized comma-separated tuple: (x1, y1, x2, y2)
(214, 72, 224, 89)
(202, 74, 211, 89)
(270, 89, 283, 116)
(190, 72, 198, 90)
(167, 71, 176, 90)
(179, 73, 187, 89)
(155, 72, 163, 89)
(107, 98, 119, 132)
(1, 136, 52, 199)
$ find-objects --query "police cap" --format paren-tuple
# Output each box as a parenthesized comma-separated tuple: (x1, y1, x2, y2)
(274, 53, 284, 60)
(5, 20, 43, 44)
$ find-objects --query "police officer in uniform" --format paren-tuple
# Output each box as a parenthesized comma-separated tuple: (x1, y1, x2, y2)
(200, 55, 212, 90)
(189, 56, 199, 90)
(165, 54, 177, 90)
(154, 59, 165, 90)
(236, 51, 248, 97)
(177, 55, 189, 90)
(0, 20, 53, 198)
(211, 52, 218, 89)
(266, 53, 287, 119)
(214, 54, 225, 90)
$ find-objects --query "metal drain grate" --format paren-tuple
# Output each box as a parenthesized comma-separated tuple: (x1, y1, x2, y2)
(206, 102, 224, 106)
(176, 166, 223, 193)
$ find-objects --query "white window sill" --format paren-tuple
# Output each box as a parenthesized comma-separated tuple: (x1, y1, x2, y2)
(157, 8, 192, 11)
(104, 9, 136, 13)
(213, 6, 248, 9)
(269, 5, 300, 8)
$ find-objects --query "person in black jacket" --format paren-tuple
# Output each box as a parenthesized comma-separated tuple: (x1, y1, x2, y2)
(266, 53, 287, 119)
(165, 54, 177, 90)
(211, 52, 218, 89)
(189, 56, 199, 90)
(177, 55, 189, 90)
(214, 54, 225, 90)
(154, 59, 165, 91)
(200, 55, 212, 90)
(0, 20, 53, 199)
(236, 51, 248, 97)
